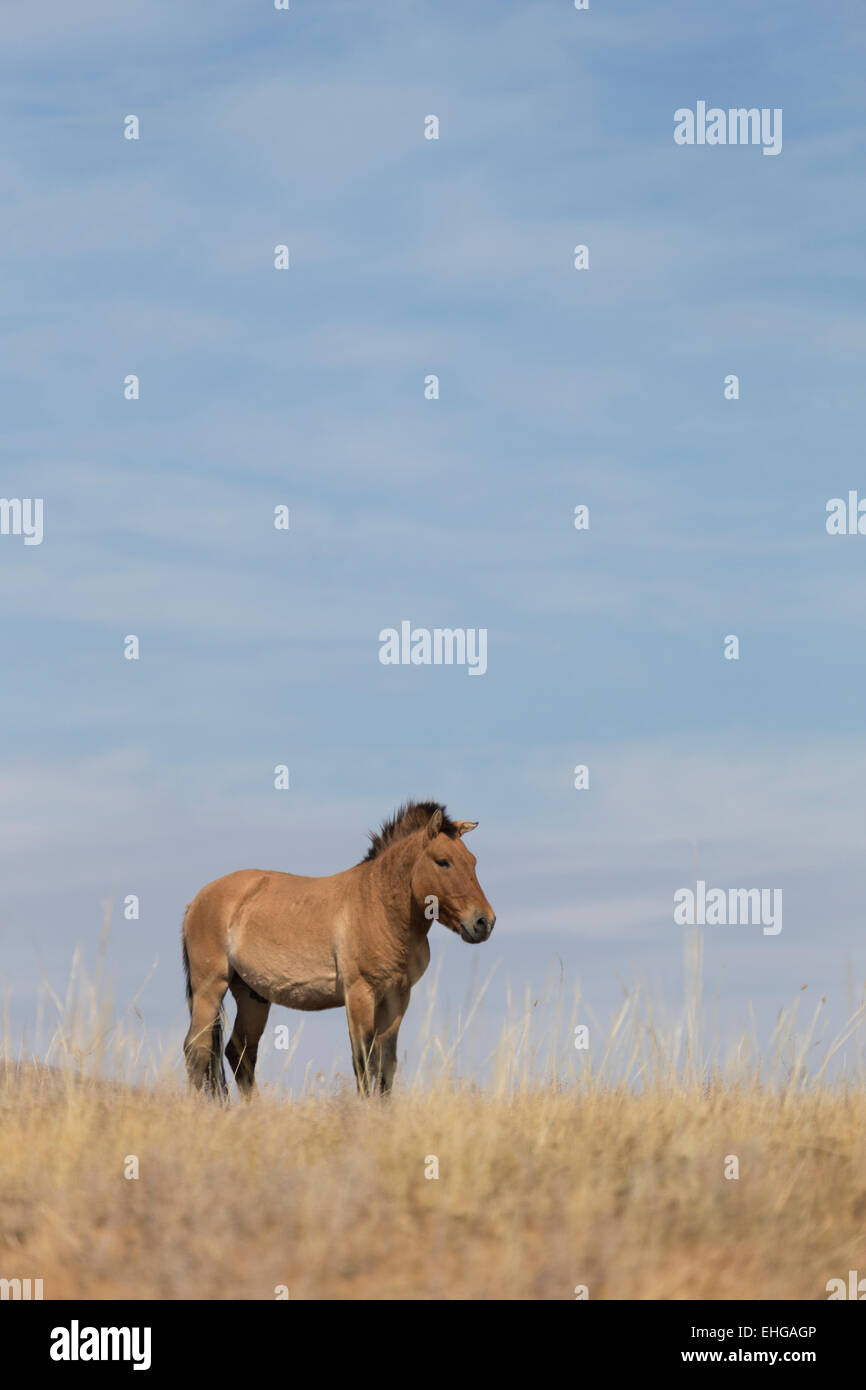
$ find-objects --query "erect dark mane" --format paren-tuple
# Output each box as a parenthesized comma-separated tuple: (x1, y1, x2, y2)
(363, 800, 457, 862)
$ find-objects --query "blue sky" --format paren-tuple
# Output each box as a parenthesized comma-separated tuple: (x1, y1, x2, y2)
(2, 0, 866, 1083)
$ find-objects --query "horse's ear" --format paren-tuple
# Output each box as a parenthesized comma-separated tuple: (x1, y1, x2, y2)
(425, 809, 444, 839)
(454, 820, 478, 836)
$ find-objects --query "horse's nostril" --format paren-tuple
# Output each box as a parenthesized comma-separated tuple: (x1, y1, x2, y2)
(476, 914, 492, 933)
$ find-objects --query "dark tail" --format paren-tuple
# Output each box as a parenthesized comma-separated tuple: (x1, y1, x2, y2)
(181, 925, 192, 1010)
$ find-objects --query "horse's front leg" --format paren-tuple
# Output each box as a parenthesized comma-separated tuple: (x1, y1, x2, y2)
(345, 980, 377, 1095)
(373, 986, 410, 1095)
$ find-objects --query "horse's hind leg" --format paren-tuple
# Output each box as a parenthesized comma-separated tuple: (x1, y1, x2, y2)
(184, 972, 229, 1097)
(226, 979, 271, 1098)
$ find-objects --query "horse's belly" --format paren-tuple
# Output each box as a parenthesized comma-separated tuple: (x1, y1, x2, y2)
(230, 944, 343, 1011)
(271, 976, 344, 1011)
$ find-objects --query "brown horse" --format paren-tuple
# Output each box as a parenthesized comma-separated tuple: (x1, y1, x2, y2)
(182, 801, 495, 1098)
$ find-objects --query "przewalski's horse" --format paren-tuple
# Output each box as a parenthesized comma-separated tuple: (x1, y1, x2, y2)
(182, 801, 495, 1098)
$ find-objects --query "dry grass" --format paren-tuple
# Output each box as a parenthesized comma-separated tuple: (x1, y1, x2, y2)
(2, 937, 866, 1300)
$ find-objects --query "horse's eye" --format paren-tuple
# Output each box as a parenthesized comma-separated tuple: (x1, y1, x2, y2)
(435, 858, 451, 868)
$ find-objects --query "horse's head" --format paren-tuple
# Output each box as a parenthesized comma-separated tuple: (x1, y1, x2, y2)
(413, 808, 496, 943)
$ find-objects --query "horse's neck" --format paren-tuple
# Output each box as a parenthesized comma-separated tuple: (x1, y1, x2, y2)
(369, 835, 429, 940)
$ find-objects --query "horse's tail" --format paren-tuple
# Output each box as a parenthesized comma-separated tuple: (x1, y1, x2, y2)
(181, 912, 192, 1011)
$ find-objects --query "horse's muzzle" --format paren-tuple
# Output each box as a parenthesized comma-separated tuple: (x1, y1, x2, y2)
(459, 912, 496, 944)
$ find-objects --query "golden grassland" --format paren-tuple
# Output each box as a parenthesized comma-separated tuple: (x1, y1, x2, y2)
(2, 942, 866, 1300)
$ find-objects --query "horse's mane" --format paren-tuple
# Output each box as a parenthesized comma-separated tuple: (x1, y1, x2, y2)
(363, 800, 458, 862)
